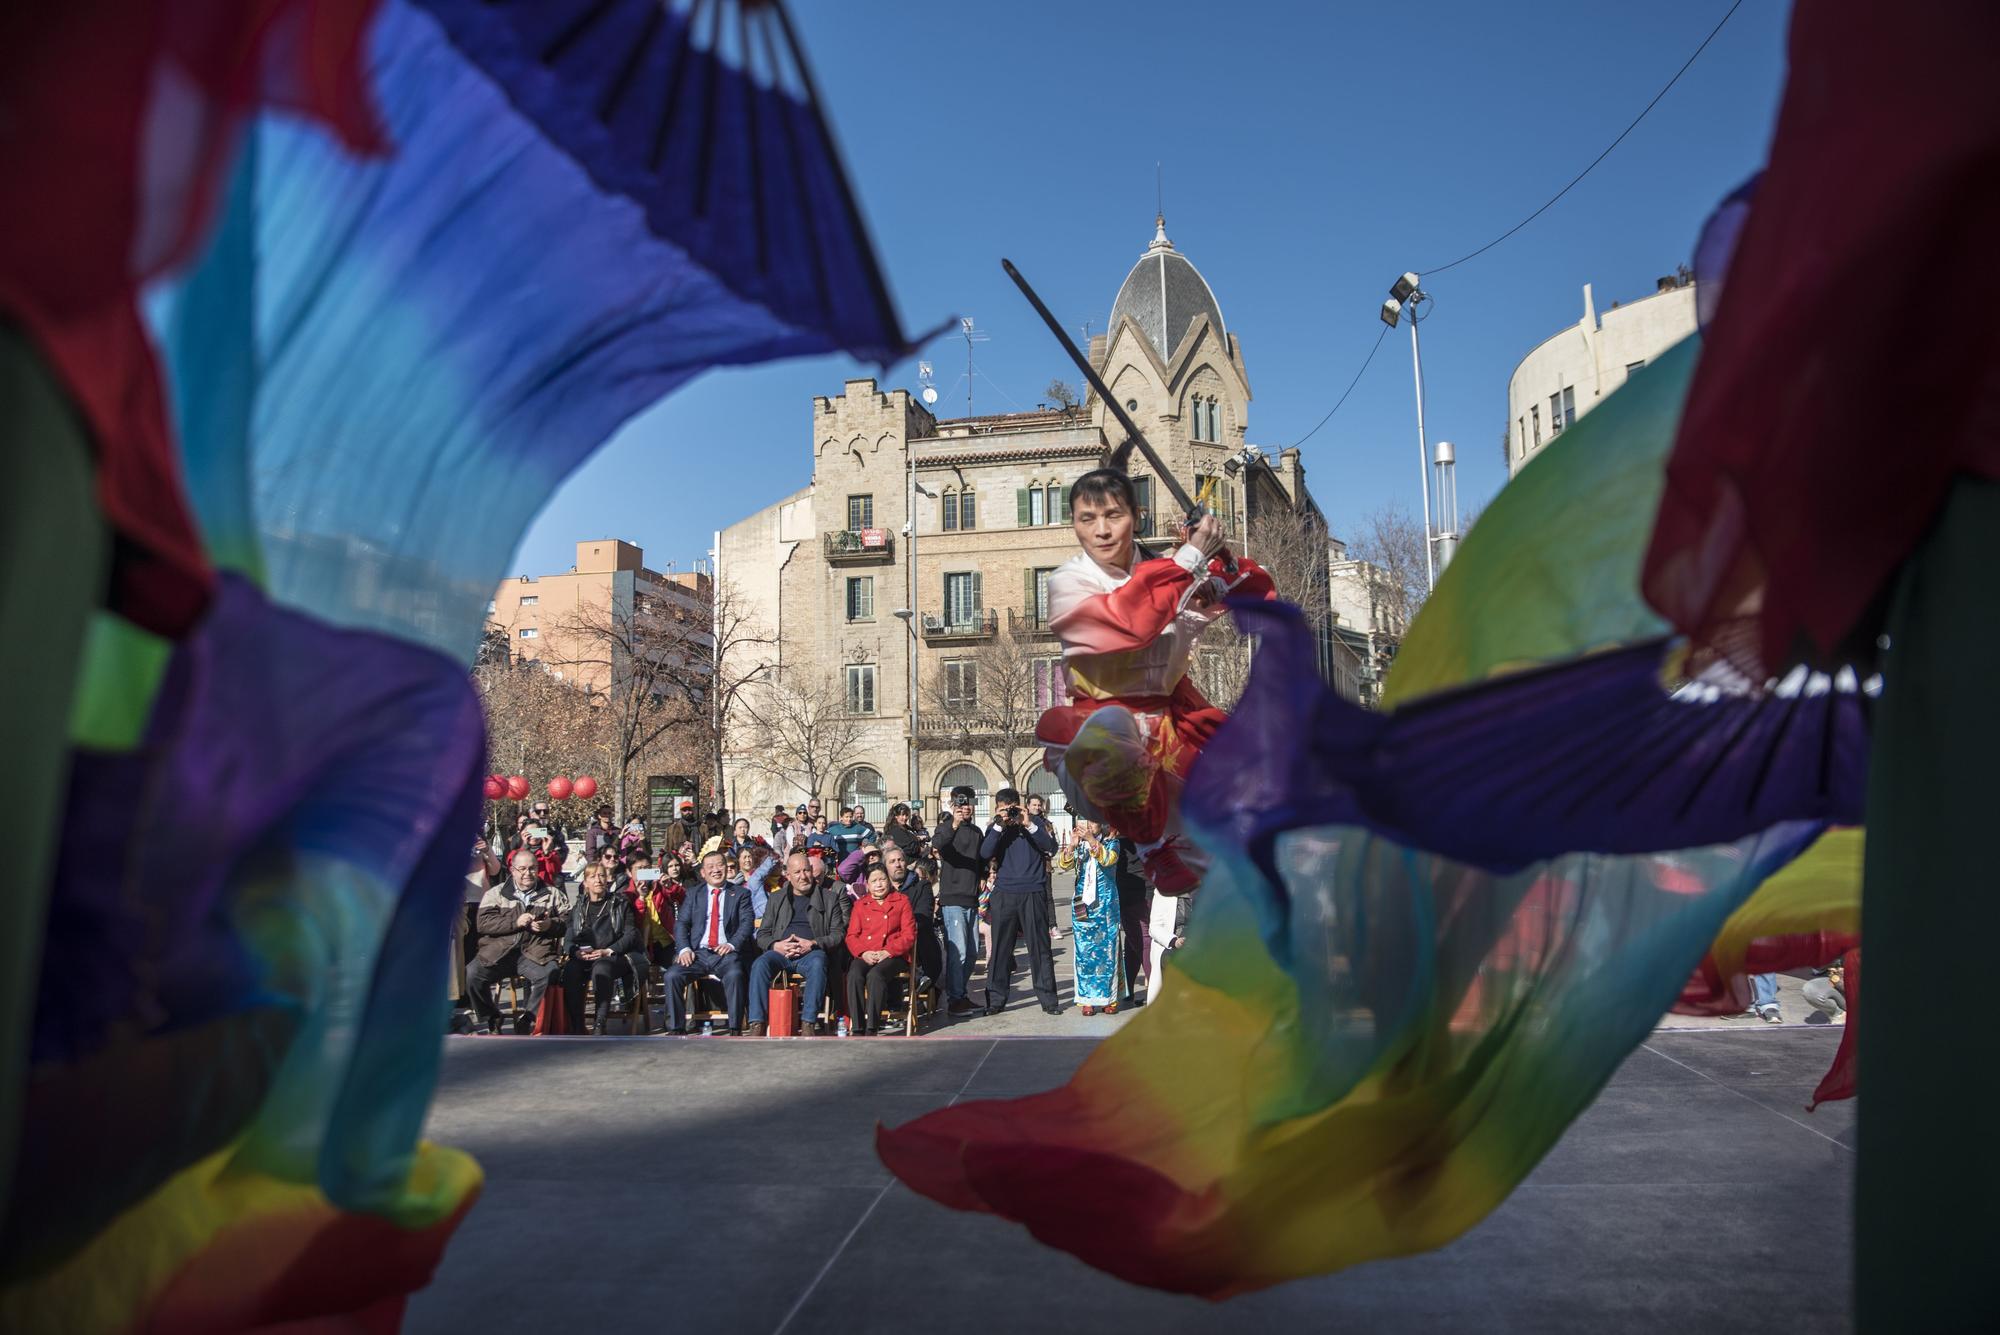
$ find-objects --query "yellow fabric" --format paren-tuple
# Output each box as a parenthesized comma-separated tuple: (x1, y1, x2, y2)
(0, 1140, 480, 1335)
(1706, 827, 1863, 975)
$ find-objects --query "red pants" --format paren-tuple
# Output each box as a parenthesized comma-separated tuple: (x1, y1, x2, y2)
(1035, 678, 1225, 845)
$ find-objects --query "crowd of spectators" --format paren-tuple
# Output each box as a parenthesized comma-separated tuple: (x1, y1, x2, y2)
(450, 784, 1186, 1037)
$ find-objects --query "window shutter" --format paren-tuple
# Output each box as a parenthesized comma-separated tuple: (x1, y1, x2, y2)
(1023, 568, 1035, 621)
(970, 571, 982, 614)
(1057, 484, 1069, 522)
(1017, 488, 1031, 526)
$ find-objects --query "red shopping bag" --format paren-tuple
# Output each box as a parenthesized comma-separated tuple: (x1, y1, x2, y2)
(767, 986, 798, 1037)
(533, 979, 571, 1035)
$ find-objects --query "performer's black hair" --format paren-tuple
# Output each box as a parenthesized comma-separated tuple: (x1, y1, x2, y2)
(1067, 467, 1139, 514)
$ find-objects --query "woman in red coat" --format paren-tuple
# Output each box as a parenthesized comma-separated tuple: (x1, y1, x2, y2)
(844, 864, 915, 1036)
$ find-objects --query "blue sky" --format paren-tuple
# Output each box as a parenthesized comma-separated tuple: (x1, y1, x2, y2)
(512, 0, 1790, 578)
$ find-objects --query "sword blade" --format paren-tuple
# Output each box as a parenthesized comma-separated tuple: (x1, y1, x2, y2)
(1001, 258, 1199, 519)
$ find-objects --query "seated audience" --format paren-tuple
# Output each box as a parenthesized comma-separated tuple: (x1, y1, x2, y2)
(664, 849, 754, 1034)
(562, 863, 641, 1034)
(844, 864, 915, 1037)
(748, 851, 850, 1036)
(465, 850, 568, 1034)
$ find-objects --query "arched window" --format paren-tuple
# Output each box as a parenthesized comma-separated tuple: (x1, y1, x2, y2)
(937, 763, 989, 823)
(838, 765, 888, 824)
(1024, 768, 1067, 823)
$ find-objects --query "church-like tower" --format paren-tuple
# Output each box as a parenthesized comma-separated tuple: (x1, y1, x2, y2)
(1088, 215, 1254, 535)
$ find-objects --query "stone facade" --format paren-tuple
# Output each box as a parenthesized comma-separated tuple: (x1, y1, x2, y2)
(718, 218, 1360, 824)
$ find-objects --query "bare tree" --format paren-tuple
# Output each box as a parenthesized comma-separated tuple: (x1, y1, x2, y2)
(547, 584, 713, 818)
(922, 628, 1043, 788)
(741, 668, 869, 807)
(1194, 501, 1338, 708)
(1046, 377, 1080, 412)
(473, 651, 613, 833)
(704, 578, 779, 808)
(1349, 503, 1431, 633)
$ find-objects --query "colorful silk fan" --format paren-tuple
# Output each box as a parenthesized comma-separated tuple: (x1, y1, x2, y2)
(3, 2, 926, 1330)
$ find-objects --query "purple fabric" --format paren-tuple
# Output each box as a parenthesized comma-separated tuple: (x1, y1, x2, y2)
(1694, 174, 1758, 332)
(412, 0, 933, 365)
(37, 574, 484, 1063)
(1188, 600, 1869, 876)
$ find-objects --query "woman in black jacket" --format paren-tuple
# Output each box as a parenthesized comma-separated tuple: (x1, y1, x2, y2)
(562, 863, 641, 1034)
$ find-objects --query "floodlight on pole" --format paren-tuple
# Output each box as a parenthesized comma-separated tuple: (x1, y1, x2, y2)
(1385, 272, 1436, 592)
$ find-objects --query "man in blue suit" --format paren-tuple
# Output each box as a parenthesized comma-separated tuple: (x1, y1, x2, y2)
(665, 848, 755, 1034)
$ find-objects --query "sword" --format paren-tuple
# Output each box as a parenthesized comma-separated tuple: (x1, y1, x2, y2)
(1001, 258, 1205, 527)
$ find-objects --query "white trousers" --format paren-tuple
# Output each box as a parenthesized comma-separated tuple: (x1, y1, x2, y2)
(1147, 890, 1179, 999)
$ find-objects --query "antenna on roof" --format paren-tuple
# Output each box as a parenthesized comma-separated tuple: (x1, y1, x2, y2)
(960, 316, 989, 417)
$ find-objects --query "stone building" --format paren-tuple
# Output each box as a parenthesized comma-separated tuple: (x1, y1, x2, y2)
(718, 217, 1359, 823)
(1506, 271, 1698, 477)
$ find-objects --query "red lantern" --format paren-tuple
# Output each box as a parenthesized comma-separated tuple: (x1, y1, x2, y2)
(572, 775, 598, 799)
(506, 775, 530, 801)
(548, 775, 573, 801)
(482, 776, 505, 800)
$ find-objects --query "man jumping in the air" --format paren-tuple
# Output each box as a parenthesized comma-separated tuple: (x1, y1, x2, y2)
(1036, 467, 1275, 894)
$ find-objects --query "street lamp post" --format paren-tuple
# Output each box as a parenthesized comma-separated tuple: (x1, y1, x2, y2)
(892, 608, 918, 811)
(1381, 273, 1437, 592)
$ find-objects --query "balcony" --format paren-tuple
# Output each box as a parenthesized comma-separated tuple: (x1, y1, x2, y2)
(920, 609, 998, 641)
(1007, 607, 1058, 639)
(823, 528, 895, 564)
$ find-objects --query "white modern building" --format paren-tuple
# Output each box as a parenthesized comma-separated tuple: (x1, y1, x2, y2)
(1505, 271, 1698, 477)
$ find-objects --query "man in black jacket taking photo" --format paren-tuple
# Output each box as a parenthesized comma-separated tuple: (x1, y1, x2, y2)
(935, 785, 986, 1015)
(979, 786, 1060, 1016)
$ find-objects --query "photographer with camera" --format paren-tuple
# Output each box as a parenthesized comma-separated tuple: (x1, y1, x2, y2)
(978, 787, 1060, 1015)
(933, 785, 986, 1015)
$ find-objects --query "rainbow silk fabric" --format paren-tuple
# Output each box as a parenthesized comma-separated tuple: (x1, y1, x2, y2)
(4, 2, 919, 1329)
(880, 330, 1868, 1295)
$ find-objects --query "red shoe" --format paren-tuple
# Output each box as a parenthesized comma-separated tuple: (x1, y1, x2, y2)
(1141, 837, 1204, 895)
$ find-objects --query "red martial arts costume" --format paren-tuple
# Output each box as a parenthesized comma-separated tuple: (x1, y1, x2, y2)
(1036, 538, 1273, 892)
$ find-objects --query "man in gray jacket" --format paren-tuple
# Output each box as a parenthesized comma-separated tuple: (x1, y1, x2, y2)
(747, 851, 850, 1035)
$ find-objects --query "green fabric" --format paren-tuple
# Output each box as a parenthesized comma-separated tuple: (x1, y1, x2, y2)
(1380, 335, 1695, 710)
(70, 612, 172, 750)
(0, 321, 110, 1221)
(1856, 477, 2000, 1329)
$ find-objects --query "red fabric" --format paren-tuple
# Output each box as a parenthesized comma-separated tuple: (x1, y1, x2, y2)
(1640, 0, 2000, 678)
(1035, 678, 1227, 845)
(846, 891, 915, 959)
(1673, 931, 1859, 1016)
(0, 1, 382, 636)
(1810, 949, 1858, 1110)
(1047, 555, 1200, 653)
(1672, 933, 1860, 1108)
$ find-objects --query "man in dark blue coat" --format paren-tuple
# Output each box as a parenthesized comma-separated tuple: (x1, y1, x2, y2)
(979, 786, 1060, 1015)
(665, 848, 755, 1034)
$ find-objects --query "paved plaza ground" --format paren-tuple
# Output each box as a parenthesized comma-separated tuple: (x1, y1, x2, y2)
(412, 1022, 1854, 1334)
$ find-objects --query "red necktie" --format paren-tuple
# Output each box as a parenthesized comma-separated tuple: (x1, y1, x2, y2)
(706, 887, 723, 950)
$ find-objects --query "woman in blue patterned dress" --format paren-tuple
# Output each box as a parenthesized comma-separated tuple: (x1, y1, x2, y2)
(1056, 821, 1125, 1014)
